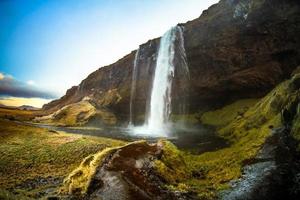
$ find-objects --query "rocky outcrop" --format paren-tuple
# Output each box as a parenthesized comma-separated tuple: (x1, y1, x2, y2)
(220, 127, 300, 200)
(43, 0, 300, 124)
(184, 0, 300, 111)
(36, 100, 117, 126)
(219, 72, 300, 199)
(60, 140, 193, 200)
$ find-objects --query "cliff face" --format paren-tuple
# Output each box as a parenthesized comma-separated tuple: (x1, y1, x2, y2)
(43, 0, 300, 124)
(184, 0, 300, 111)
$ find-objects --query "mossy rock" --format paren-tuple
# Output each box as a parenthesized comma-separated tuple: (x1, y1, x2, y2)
(61, 147, 118, 195)
(154, 140, 191, 183)
(34, 100, 118, 126)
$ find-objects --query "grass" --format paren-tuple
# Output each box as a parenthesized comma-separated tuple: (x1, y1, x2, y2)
(34, 100, 97, 126)
(0, 119, 125, 199)
(292, 115, 300, 151)
(154, 140, 190, 184)
(0, 108, 38, 121)
(201, 99, 259, 127)
(61, 147, 117, 195)
(0, 189, 32, 200)
(34, 100, 117, 126)
(61, 140, 147, 196)
(154, 76, 300, 199)
(171, 98, 259, 127)
(1, 73, 299, 199)
(56, 74, 299, 199)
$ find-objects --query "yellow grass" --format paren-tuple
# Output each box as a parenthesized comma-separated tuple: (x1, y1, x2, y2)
(0, 119, 125, 198)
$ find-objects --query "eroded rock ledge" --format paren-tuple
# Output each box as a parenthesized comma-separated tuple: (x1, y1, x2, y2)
(43, 0, 300, 124)
(59, 140, 193, 200)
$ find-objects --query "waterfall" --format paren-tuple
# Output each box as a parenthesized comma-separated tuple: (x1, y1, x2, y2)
(129, 25, 188, 137)
(129, 49, 140, 126)
(146, 26, 178, 135)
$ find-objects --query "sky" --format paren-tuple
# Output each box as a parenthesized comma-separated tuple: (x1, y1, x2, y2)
(0, 0, 218, 108)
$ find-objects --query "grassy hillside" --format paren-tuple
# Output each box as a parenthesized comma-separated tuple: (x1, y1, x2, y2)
(155, 73, 300, 199)
(0, 108, 38, 121)
(1, 73, 299, 199)
(0, 119, 125, 199)
(34, 100, 117, 127)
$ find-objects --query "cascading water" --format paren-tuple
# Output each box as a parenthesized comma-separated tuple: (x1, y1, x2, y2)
(128, 49, 140, 127)
(146, 26, 177, 135)
(129, 25, 188, 137)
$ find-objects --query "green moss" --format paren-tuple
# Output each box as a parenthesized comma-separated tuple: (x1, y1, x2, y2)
(217, 81, 294, 142)
(291, 104, 300, 151)
(61, 140, 147, 196)
(201, 98, 259, 127)
(288, 73, 300, 148)
(34, 100, 97, 126)
(95, 88, 122, 107)
(154, 140, 190, 184)
(170, 113, 202, 125)
(292, 114, 300, 141)
(2, 74, 300, 199)
(156, 77, 299, 198)
(0, 189, 32, 200)
(61, 147, 117, 195)
(35, 100, 118, 126)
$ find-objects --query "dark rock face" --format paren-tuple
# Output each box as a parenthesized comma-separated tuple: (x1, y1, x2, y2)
(184, 0, 300, 111)
(220, 126, 300, 200)
(43, 0, 300, 123)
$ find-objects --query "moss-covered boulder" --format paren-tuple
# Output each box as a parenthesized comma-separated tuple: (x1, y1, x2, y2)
(60, 140, 191, 200)
(34, 100, 117, 126)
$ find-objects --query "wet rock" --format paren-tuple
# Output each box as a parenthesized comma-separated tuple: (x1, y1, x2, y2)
(43, 0, 300, 124)
(61, 141, 191, 200)
(220, 127, 300, 200)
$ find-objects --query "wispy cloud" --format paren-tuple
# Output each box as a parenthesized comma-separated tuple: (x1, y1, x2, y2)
(0, 72, 57, 99)
(27, 80, 35, 85)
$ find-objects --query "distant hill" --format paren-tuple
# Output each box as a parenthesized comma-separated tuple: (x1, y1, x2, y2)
(0, 104, 16, 109)
(18, 105, 40, 111)
(0, 104, 40, 111)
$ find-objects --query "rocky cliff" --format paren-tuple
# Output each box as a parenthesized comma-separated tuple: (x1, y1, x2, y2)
(43, 0, 300, 125)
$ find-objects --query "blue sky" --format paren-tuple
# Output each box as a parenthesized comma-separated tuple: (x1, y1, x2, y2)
(0, 0, 218, 107)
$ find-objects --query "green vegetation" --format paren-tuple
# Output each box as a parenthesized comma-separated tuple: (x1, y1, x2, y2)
(62, 147, 117, 195)
(292, 114, 300, 151)
(154, 140, 190, 183)
(95, 88, 122, 107)
(0, 108, 38, 121)
(154, 75, 300, 199)
(171, 113, 202, 125)
(1, 73, 300, 199)
(34, 100, 117, 126)
(0, 119, 125, 199)
(34, 100, 97, 126)
(61, 140, 148, 196)
(201, 99, 259, 127)
(0, 189, 32, 200)
(289, 74, 300, 150)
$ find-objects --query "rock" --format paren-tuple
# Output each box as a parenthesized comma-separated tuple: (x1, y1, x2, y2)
(60, 140, 192, 200)
(43, 0, 300, 124)
(35, 100, 117, 126)
(220, 127, 300, 200)
(290, 73, 300, 90)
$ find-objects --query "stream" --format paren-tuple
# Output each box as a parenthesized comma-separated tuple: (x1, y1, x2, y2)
(20, 121, 228, 154)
